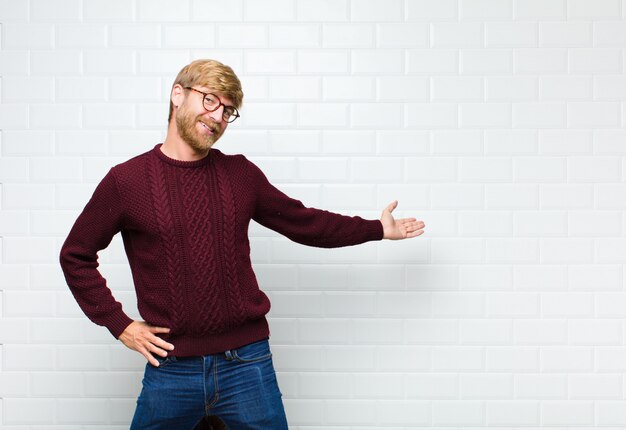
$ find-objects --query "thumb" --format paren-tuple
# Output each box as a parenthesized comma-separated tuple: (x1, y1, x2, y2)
(385, 200, 398, 213)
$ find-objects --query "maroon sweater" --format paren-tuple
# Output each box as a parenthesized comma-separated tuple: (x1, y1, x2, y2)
(60, 144, 384, 356)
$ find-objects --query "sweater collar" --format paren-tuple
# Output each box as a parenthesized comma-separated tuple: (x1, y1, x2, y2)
(153, 143, 218, 168)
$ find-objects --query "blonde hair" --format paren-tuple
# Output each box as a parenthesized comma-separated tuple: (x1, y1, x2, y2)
(168, 59, 244, 122)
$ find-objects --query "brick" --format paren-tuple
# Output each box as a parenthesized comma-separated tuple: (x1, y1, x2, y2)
(540, 184, 593, 209)
(406, 103, 458, 128)
(595, 130, 626, 154)
(109, 25, 160, 48)
(298, 103, 348, 127)
(0, 51, 29, 75)
(516, 374, 567, 398)
(353, 319, 404, 344)
(432, 401, 484, 425)
(515, 320, 567, 344)
(321, 131, 375, 155)
(434, 130, 483, 154)
(513, 156, 566, 182)
(3, 399, 56, 424)
(246, 50, 295, 74)
(138, 51, 190, 75)
(269, 292, 322, 317)
(568, 102, 621, 128)
(432, 22, 484, 47)
(377, 130, 430, 155)
(30, 157, 82, 183)
(487, 76, 537, 101)
(283, 399, 324, 425)
(460, 265, 512, 291)
(486, 22, 536, 47)
(191, 0, 242, 20)
(540, 22, 592, 47)
(376, 292, 430, 317)
(296, 0, 348, 21)
(2, 77, 53, 103)
(324, 346, 375, 371)
(460, 157, 512, 182)
(109, 77, 161, 102)
(540, 238, 593, 263)
(58, 399, 110, 424)
(515, 49, 567, 74)
(57, 25, 106, 48)
(137, 0, 189, 21)
(597, 401, 626, 425)
(461, 103, 512, 128)
(323, 77, 374, 101)
(597, 293, 626, 318)
(487, 401, 539, 425)
(569, 211, 621, 236)
(597, 239, 626, 263)
(30, 104, 81, 129)
(269, 77, 320, 101)
(595, 75, 626, 101)
(486, 184, 537, 209)
(569, 0, 621, 18)
(270, 24, 319, 48)
(3, 237, 57, 263)
(432, 184, 484, 209)
(3, 184, 55, 209)
(459, 373, 513, 399)
(0, 372, 29, 396)
(325, 400, 376, 425)
(30, 0, 80, 21)
(3, 24, 53, 48)
(84, 372, 142, 396)
(541, 401, 594, 425)
(83, 104, 135, 128)
(514, 0, 565, 19)
(83, 50, 136, 75)
(32, 372, 83, 396)
(377, 401, 431, 426)
(0, 265, 28, 290)
(217, 24, 266, 48)
(83, 0, 133, 21)
(323, 24, 374, 48)
(352, 50, 404, 74)
(570, 48, 622, 73)
(298, 319, 349, 344)
(109, 132, 162, 156)
(568, 264, 622, 291)
(513, 211, 567, 236)
(406, 374, 458, 399)
(165, 24, 215, 48)
(541, 292, 594, 317)
(459, 319, 512, 343)
(569, 374, 622, 399)
(402, 266, 459, 290)
(540, 129, 592, 154)
(461, 49, 512, 74)
(2, 131, 53, 156)
(351, 264, 405, 290)
(406, 0, 458, 21)
(541, 346, 593, 372)
(487, 346, 538, 371)
(513, 102, 566, 128)
(31, 51, 81, 75)
(408, 49, 459, 74)
(487, 292, 538, 317)
(514, 265, 567, 291)
(569, 319, 621, 344)
(0, 0, 28, 21)
(433, 76, 483, 101)
(433, 292, 485, 317)
(540, 76, 593, 101)
(4, 291, 56, 317)
(298, 372, 351, 398)
(485, 130, 536, 155)
(350, 103, 402, 128)
(243, 0, 295, 20)
(405, 320, 458, 344)
(568, 156, 621, 182)
(596, 347, 626, 371)
(376, 346, 430, 371)
(377, 23, 429, 47)
(56, 78, 107, 102)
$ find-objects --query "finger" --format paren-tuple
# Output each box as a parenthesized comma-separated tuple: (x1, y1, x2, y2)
(385, 200, 398, 213)
(150, 335, 175, 351)
(146, 342, 170, 358)
(148, 326, 171, 334)
(137, 346, 160, 367)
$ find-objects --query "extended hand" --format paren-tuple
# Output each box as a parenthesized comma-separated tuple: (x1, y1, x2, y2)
(380, 200, 425, 240)
(118, 320, 175, 367)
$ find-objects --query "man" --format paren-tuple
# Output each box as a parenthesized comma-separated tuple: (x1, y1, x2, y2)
(60, 59, 425, 429)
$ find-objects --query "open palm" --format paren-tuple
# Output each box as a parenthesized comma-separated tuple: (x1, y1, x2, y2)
(380, 200, 425, 240)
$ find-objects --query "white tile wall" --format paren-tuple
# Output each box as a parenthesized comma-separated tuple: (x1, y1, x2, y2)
(1, 0, 626, 428)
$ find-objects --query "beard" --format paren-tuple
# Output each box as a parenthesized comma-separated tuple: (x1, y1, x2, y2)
(175, 106, 224, 153)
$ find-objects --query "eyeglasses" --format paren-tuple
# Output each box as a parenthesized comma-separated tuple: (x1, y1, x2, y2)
(183, 87, 240, 123)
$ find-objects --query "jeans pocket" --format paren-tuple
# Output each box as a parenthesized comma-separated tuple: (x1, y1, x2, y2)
(152, 354, 178, 368)
(232, 339, 272, 363)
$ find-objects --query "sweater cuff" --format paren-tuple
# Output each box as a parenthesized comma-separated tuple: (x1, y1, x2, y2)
(367, 219, 385, 241)
(105, 311, 135, 339)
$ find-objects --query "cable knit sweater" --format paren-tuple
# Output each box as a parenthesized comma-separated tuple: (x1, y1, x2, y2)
(60, 144, 384, 356)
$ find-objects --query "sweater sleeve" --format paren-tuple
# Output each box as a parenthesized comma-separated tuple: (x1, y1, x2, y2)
(248, 159, 384, 248)
(59, 169, 134, 339)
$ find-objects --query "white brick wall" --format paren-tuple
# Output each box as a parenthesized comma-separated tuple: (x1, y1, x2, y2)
(1, 0, 626, 428)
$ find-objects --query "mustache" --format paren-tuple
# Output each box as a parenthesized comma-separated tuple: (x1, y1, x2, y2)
(198, 117, 222, 134)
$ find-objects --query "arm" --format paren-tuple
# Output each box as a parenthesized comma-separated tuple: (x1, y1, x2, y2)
(59, 170, 134, 338)
(249, 159, 384, 248)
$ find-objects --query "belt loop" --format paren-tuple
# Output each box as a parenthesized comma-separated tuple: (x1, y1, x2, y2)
(224, 349, 234, 361)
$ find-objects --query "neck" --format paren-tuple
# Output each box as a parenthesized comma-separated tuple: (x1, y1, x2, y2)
(161, 124, 209, 162)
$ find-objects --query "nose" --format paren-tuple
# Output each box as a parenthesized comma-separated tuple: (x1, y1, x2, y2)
(207, 105, 224, 123)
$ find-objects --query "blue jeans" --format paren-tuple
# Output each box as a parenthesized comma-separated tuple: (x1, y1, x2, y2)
(130, 338, 288, 430)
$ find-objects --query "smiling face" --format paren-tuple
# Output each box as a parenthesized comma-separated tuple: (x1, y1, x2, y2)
(174, 86, 231, 153)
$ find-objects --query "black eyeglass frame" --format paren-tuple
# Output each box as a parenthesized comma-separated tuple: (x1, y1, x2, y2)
(183, 86, 240, 123)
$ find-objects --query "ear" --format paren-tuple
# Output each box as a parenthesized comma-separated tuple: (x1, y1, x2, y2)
(170, 84, 185, 109)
